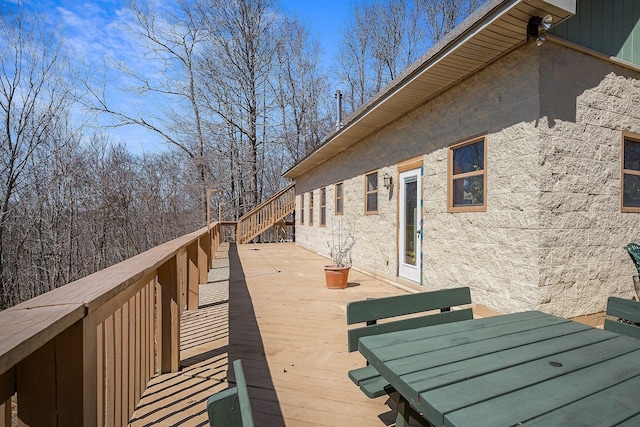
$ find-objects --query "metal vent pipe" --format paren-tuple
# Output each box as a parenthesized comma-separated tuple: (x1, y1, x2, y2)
(334, 90, 343, 130)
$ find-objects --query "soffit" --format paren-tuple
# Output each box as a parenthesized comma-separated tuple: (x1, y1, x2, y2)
(284, 0, 576, 180)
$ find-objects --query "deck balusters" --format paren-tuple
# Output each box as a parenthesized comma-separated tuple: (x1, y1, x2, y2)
(0, 222, 229, 426)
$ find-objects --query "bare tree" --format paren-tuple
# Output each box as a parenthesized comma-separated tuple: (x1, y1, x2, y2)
(197, 0, 280, 214)
(83, 0, 213, 223)
(0, 4, 77, 307)
(419, 0, 483, 45)
(274, 16, 332, 165)
(336, 2, 371, 113)
(336, 0, 483, 115)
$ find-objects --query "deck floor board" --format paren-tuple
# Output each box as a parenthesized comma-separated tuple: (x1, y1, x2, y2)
(129, 242, 426, 426)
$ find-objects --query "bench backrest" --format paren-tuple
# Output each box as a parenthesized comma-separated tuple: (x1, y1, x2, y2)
(207, 359, 255, 427)
(346, 287, 473, 352)
(604, 296, 640, 340)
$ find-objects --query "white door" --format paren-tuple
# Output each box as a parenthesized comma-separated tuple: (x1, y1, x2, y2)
(398, 168, 422, 283)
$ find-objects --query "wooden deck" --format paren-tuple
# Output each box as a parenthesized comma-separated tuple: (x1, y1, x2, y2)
(127, 242, 462, 426)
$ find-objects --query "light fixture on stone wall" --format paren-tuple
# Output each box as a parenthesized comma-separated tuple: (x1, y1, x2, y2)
(527, 14, 552, 46)
(383, 172, 392, 189)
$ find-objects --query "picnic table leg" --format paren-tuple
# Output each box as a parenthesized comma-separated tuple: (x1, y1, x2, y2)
(395, 396, 411, 427)
(390, 392, 432, 427)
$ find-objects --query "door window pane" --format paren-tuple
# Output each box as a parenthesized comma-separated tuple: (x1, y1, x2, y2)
(404, 177, 417, 265)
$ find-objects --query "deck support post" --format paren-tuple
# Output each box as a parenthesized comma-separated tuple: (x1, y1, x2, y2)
(16, 318, 89, 427)
(158, 256, 180, 373)
(0, 368, 13, 427)
(208, 227, 214, 268)
(187, 242, 199, 310)
(198, 233, 209, 285)
(0, 399, 10, 427)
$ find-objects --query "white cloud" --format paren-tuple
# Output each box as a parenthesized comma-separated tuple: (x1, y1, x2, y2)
(36, 1, 170, 154)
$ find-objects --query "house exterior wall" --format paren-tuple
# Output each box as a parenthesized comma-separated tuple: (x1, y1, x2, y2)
(294, 41, 640, 317)
(537, 42, 640, 316)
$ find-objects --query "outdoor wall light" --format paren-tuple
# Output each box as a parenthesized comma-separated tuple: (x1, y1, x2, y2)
(383, 172, 392, 189)
(527, 14, 552, 46)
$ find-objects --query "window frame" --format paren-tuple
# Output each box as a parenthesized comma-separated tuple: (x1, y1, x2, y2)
(621, 132, 640, 213)
(320, 187, 327, 226)
(364, 171, 379, 214)
(300, 194, 305, 224)
(447, 135, 487, 213)
(335, 182, 344, 215)
(309, 191, 314, 225)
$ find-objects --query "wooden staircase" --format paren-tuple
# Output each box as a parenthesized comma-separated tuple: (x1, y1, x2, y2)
(237, 183, 296, 244)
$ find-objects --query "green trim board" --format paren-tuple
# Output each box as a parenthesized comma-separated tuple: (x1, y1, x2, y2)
(550, 0, 640, 66)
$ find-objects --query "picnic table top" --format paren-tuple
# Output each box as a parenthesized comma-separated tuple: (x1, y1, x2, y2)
(359, 311, 640, 427)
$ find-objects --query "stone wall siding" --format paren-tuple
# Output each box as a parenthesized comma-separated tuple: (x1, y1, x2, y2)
(295, 41, 640, 317)
(537, 42, 640, 317)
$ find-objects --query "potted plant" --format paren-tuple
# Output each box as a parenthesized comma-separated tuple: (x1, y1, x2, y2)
(324, 218, 355, 289)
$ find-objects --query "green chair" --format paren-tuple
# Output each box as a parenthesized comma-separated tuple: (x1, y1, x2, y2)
(624, 242, 640, 275)
(207, 359, 255, 427)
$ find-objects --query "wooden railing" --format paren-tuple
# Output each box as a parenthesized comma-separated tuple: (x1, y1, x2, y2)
(237, 183, 296, 244)
(0, 221, 234, 427)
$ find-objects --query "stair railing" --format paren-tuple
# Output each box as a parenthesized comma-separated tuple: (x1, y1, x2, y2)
(236, 184, 295, 244)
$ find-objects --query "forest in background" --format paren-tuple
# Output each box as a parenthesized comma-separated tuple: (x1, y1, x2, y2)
(0, 0, 482, 308)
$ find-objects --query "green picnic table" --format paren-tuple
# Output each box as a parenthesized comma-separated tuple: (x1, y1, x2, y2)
(358, 311, 640, 427)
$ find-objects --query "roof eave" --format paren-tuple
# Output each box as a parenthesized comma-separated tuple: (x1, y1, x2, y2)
(284, 0, 576, 180)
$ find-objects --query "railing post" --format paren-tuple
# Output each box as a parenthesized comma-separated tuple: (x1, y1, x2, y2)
(0, 399, 10, 427)
(187, 242, 199, 310)
(158, 256, 180, 373)
(209, 226, 217, 268)
(0, 369, 14, 427)
(204, 228, 212, 269)
(75, 314, 102, 427)
(16, 318, 90, 426)
(16, 340, 55, 426)
(198, 233, 209, 286)
(178, 249, 188, 313)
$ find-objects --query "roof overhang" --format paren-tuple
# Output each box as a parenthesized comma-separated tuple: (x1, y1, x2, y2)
(284, 0, 576, 180)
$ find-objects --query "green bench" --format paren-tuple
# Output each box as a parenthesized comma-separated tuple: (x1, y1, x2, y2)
(604, 296, 640, 339)
(346, 286, 473, 399)
(207, 359, 255, 427)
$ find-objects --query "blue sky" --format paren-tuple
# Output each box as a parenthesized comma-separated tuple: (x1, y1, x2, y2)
(24, 0, 352, 153)
(280, 0, 351, 61)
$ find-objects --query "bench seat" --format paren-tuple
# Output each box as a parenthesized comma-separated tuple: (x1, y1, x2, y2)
(348, 365, 394, 398)
(346, 287, 473, 400)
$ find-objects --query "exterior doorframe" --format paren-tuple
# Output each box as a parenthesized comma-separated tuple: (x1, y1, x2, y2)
(398, 167, 423, 284)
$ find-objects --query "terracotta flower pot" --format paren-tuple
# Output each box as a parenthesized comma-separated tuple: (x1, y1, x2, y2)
(324, 265, 350, 289)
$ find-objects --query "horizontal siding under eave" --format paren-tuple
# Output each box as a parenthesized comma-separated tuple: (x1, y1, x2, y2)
(550, 0, 640, 66)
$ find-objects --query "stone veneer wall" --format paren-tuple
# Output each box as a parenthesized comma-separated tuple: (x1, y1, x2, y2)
(294, 40, 640, 317)
(536, 42, 640, 317)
